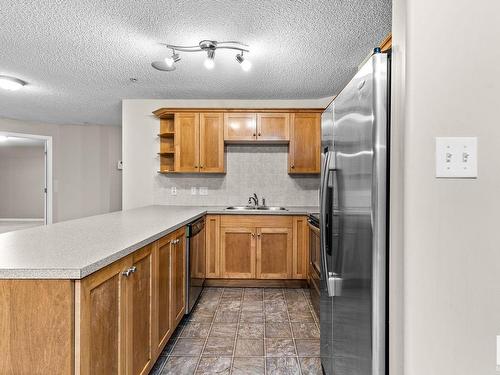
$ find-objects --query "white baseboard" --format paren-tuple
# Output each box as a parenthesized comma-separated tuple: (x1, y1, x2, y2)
(0, 218, 44, 222)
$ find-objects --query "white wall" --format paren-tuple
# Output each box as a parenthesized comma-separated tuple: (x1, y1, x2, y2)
(0, 144, 45, 218)
(394, 0, 500, 373)
(0, 118, 122, 222)
(122, 99, 332, 210)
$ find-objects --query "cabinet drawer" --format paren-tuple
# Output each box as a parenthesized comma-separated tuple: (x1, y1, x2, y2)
(220, 215, 293, 228)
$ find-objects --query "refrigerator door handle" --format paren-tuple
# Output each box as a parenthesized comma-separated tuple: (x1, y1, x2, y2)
(320, 151, 343, 297)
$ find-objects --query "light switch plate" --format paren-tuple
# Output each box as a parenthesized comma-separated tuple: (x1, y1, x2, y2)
(199, 187, 208, 196)
(170, 187, 177, 195)
(117, 160, 123, 170)
(191, 187, 198, 195)
(435, 137, 477, 178)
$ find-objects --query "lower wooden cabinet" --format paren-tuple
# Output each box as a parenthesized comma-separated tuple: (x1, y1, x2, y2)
(205, 215, 221, 278)
(217, 215, 303, 280)
(221, 226, 256, 278)
(77, 256, 130, 374)
(128, 245, 154, 375)
(256, 227, 292, 279)
(77, 230, 186, 375)
(171, 229, 186, 327)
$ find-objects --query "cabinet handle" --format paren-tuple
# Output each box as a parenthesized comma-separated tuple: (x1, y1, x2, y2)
(129, 266, 137, 274)
(122, 268, 133, 277)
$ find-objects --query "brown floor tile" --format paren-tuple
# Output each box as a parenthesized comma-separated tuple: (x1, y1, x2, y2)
(238, 323, 264, 338)
(265, 311, 289, 322)
(264, 289, 285, 301)
(288, 309, 314, 322)
(265, 322, 292, 338)
(203, 337, 235, 356)
(171, 338, 205, 356)
(241, 300, 263, 311)
(243, 288, 263, 299)
(219, 300, 242, 312)
(240, 311, 264, 323)
(265, 338, 296, 357)
(291, 322, 320, 339)
(299, 357, 322, 375)
(266, 357, 301, 375)
(210, 323, 238, 338)
(232, 357, 265, 375)
(195, 356, 232, 375)
(181, 322, 211, 338)
(295, 339, 320, 357)
(234, 338, 264, 356)
(215, 310, 240, 323)
(222, 288, 244, 298)
(161, 356, 199, 375)
(265, 300, 288, 313)
(188, 308, 215, 323)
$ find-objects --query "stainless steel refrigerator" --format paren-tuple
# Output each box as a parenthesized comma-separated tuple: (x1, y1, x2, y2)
(320, 51, 389, 375)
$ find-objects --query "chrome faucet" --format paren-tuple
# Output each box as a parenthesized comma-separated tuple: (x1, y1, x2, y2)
(248, 193, 259, 207)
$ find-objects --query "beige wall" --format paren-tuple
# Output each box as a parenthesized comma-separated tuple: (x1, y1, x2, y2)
(0, 144, 45, 218)
(122, 98, 332, 210)
(0, 118, 122, 222)
(394, 0, 500, 373)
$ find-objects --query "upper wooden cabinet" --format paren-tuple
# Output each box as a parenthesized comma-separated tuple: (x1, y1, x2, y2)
(174, 113, 199, 173)
(171, 112, 224, 174)
(289, 113, 321, 174)
(224, 113, 257, 142)
(257, 113, 289, 141)
(200, 113, 224, 173)
(154, 108, 322, 174)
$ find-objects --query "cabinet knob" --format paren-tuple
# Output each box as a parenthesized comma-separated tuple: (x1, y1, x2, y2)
(253, 133, 256, 137)
(257, 233, 261, 237)
(200, 165, 204, 169)
(251, 233, 255, 238)
(194, 165, 198, 168)
(290, 164, 295, 169)
(122, 267, 136, 277)
(130, 266, 137, 274)
(258, 132, 261, 136)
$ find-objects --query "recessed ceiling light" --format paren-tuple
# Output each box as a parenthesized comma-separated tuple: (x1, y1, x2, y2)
(0, 75, 26, 91)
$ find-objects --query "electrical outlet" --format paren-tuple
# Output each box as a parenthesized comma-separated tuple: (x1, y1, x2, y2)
(199, 187, 208, 196)
(170, 187, 177, 195)
(191, 187, 198, 195)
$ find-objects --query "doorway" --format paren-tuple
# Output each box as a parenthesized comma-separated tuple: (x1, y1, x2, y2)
(0, 132, 52, 233)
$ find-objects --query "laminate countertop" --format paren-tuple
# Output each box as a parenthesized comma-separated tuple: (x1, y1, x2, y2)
(0, 205, 318, 279)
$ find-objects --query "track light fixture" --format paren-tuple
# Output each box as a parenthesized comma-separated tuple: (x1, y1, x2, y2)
(152, 40, 251, 72)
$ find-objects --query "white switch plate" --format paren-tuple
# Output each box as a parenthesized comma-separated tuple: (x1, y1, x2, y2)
(199, 187, 208, 196)
(191, 187, 198, 195)
(435, 137, 477, 178)
(170, 187, 177, 195)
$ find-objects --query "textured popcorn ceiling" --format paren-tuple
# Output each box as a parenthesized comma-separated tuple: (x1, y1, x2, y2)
(0, 0, 391, 126)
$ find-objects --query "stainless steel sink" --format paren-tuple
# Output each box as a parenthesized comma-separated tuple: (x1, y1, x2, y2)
(225, 206, 288, 211)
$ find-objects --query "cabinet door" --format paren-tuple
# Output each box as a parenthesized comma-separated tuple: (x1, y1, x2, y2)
(200, 113, 224, 173)
(292, 216, 309, 279)
(288, 113, 321, 173)
(171, 229, 186, 326)
(220, 227, 256, 278)
(256, 227, 292, 279)
(78, 257, 130, 375)
(127, 245, 154, 375)
(256, 113, 289, 141)
(154, 235, 174, 356)
(205, 215, 220, 278)
(224, 113, 257, 141)
(175, 112, 200, 172)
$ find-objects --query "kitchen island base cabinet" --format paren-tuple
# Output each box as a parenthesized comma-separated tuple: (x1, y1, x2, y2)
(76, 229, 186, 375)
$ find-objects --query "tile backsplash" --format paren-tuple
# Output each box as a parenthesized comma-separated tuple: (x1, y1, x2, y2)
(153, 145, 319, 206)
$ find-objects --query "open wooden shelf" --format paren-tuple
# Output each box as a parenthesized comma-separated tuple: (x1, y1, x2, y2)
(158, 132, 175, 138)
(157, 151, 174, 156)
(159, 115, 176, 173)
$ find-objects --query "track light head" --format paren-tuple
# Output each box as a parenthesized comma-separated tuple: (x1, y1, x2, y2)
(204, 50, 215, 70)
(236, 52, 251, 71)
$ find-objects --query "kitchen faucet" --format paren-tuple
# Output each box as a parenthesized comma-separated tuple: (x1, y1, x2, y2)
(248, 193, 258, 207)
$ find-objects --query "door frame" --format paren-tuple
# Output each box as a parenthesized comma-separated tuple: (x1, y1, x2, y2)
(0, 131, 53, 225)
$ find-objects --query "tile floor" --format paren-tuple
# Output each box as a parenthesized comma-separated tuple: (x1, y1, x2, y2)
(150, 287, 321, 375)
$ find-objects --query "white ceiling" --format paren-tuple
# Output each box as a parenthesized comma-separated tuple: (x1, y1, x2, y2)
(0, 0, 391, 126)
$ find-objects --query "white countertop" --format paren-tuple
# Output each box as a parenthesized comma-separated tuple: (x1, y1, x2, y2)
(0, 205, 317, 279)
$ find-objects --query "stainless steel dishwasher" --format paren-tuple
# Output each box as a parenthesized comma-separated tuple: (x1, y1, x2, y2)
(185, 217, 206, 314)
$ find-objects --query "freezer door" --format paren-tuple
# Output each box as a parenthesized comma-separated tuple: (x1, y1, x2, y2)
(320, 53, 388, 375)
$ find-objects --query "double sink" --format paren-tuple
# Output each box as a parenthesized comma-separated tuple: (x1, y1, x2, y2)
(226, 206, 288, 211)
